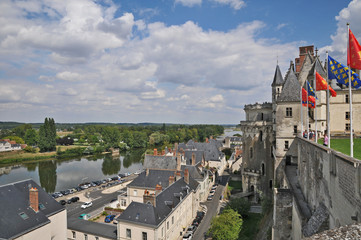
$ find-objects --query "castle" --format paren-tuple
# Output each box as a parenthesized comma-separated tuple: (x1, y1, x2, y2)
(240, 45, 361, 239)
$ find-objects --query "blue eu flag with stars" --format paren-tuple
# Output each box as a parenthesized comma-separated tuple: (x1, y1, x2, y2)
(328, 55, 361, 89)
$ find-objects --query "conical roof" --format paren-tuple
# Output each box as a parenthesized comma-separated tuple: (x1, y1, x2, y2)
(271, 65, 284, 87)
(309, 56, 326, 78)
(278, 67, 301, 102)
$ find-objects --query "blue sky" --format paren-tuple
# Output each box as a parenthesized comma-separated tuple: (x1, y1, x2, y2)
(0, 0, 359, 124)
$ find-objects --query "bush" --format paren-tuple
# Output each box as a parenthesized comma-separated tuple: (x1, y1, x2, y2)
(24, 146, 37, 153)
(226, 198, 251, 218)
(102, 211, 108, 216)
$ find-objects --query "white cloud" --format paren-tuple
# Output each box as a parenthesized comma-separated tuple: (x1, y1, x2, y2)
(320, 0, 361, 61)
(0, 0, 300, 124)
(212, 0, 245, 10)
(276, 23, 288, 30)
(175, 0, 202, 7)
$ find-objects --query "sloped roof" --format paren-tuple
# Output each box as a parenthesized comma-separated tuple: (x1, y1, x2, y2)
(68, 217, 117, 239)
(277, 67, 301, 102)
(179, 140, 223, 162)
(309, 57, 326, 79)
(118, 178, 198, 227)
(0, 179, 65, 239)
(143, 155, 177, 170)
(184, 150, 204, 165)
(272, 65, 284, 87)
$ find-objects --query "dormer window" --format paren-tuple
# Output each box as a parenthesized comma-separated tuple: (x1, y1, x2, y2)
(19, 212, 29, 220)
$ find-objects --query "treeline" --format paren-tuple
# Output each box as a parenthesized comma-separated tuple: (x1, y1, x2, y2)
(0, 120, 224, 153)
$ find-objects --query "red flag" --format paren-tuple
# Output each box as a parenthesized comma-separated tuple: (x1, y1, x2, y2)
(302, 88, 315, 108)
(348, 29, 361, 70)
(315, 72, 337, 97)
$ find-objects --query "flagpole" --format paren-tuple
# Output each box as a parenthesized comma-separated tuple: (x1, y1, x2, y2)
(347, 23, 354, 158)
(314, 58, 318, 143)
(326, 51, 330, 148)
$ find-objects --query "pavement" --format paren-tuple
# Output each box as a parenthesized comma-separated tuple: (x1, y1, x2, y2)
(193, 173, 231, 240)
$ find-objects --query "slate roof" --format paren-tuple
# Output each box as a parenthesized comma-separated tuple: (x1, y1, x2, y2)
(117, 178, 198, 227)
(128, 168, 203, 189)
(308, 57, 326, 78)
(68, 217, 117, 239)
(183, 150, 204, 165)
(179, 140, 223, 162)
(0, 179, 65, 240)
(277, 67, 301, 102)
(143, 155, 177, 170)
(272, 65, 284, 87)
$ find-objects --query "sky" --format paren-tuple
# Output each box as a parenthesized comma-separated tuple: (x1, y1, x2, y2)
(0, 0, 359, 124)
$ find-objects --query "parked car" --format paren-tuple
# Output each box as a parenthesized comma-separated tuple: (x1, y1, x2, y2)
(183, 232, 192, 240)
(59, 200, 66, 205)
(210, 190, 215, 194)
(207, 195, 213, 201)
(79, 214, 90, 219)
(118, 173, 125, 178)
(81, 201, 93, 209)
(67, 199, 73, 204)
(196, 211, 205, 219)
(104, 214, 116, 223)
(54, 192, 63, 197)
(70, 196, 79, 203)
(187, 225, 197, 233)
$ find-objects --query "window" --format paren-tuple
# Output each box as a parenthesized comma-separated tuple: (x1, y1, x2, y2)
(121, 199, 127, 207)
(167, 221, 169, 230)
(261, 163, 265, 176)
(84, 234, 88, 240)
(142, 232, 147, 240)
(286, 107, 292, 117)
(126, 229, 131, 238)
(269, 180, 273, 188)
(261, 113, 264, 120)
(294, 125, 297, 134)
(95, 237, 99, 240)
(162, 227, 164, 237)
(259, 131, 263, 141)
(250, 147, 253, 158)
(19, 212, 29, 220)
(133, 190, 137, 196)
(38, 203, 45, 210)
(72, 231, 76, 238)
(346, 123, 350, 131)
(346, 111, 350, 120)
(285, 141, 289, 150)
(346, 94, 349, 103)
(172, 216, 174, 224)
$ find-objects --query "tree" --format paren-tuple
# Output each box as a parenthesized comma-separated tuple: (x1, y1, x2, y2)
(226, 197, 251, 218)
(38, 118, 56, 152)
(24, 129, 38, 146)
(13, 124, 32, 138)
(102, 127, 121, 149)
(208, 209, 242, 240)
(3, 135, 24, 144)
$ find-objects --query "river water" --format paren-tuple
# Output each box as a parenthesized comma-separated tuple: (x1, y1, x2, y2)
(0, 149, 144, 193)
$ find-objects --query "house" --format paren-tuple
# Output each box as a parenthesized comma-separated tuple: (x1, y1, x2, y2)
(0, 140, 11, 152)
(0, 179, 67, 240)
(117, 175, 198, 240)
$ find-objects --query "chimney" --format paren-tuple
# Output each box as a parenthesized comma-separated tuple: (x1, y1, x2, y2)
(155, 184, 162, 196)
(143, 190, 156, 207)
(184, 169, 189, 185)
(162, 150, 165, 156)
(169, 176, 175, 186)
(192, 152, 196, 165)
(174, 143, 178, 152)
(29, 187, 39, 212)
(206, 138, 209, 143)
(154, 149, 158, 156)
(146, 168, 149, 176)
(177, 152, 181, 171)
(210, 136, 213, 140)
(175, 171, 182, 181)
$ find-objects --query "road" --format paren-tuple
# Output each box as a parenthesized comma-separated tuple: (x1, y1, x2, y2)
(193, 173, 230, 240)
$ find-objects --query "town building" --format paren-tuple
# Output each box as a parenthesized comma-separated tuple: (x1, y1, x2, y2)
(0, 179, 67, 240)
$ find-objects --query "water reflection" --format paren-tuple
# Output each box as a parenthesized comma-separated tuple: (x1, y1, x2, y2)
(102, 155, 121, 175)
(0, 149, 145, 192)
(39, 160, 57, 193)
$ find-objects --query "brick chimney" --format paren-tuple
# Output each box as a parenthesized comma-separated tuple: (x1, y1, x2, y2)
(174, 143, 178, 152)
(177, 152, 181, 171)
(29, 187, 39, 212)
(184, 169, 189, 185)
(210, 136, 213, 140)
(155, 184, 162, 196)
(143, 189, 156, 207)
(206, 138, 209, 143)
(175, 171, 182, 181)
(162, 150, 165, 156)
(192, 152, 196, 165)
(169, 176, 175, 186)
(153, 148, 158, 156)
(146, 168, 149, 176)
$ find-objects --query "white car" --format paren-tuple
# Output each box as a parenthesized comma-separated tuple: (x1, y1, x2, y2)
(81, 201, 93, 209)
(183, 232, 192, 239)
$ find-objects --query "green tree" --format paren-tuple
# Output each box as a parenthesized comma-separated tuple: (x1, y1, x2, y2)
(24, 129, 38, 146)
(38, 118, 56, 152)
(149, 132, 170, 146)
(13, 124, 32, 138)
(3, 136, 24, 144)
(121, 130, 134, 148)
(226, 197, 251, 218)
(132, 131, 148, 148)
(102, 127, 121, 149)
(208, 209, 242, 240)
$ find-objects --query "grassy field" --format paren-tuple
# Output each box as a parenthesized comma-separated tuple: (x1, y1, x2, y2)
(228, 180, 242, 192)
(317, 138, 361, 160)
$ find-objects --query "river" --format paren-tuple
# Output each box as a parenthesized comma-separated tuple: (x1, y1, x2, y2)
(0, 148, 144, 193)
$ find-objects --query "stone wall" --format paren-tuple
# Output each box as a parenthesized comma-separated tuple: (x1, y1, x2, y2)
(298, 137, 361, 231)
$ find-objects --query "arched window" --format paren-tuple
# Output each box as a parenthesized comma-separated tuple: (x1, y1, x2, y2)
(259, 131, 263, 141)
(261, 163, 265, 176)
(250, 147, 253, 159)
